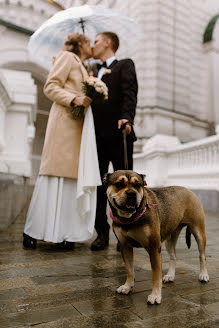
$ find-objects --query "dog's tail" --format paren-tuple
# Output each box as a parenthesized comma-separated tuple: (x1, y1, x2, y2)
(186, 226, 191, 249)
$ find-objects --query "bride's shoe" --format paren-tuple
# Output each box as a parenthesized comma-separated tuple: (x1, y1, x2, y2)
(23, 233, 37, 249)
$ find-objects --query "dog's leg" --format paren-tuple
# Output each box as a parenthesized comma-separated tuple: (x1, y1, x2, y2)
(147, 247, 162, 305)
(117, 243, 135, 294)
(128, 227, 162, 304)
(113, 226, 135, 294)
(190, 225, 209, 282)
(163, 226, 183, 283)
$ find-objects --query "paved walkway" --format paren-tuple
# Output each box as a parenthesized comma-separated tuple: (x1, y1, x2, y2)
(0, 203, 218, 328)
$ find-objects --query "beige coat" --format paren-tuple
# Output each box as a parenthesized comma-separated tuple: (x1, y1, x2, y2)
(39, 50, 88, 179)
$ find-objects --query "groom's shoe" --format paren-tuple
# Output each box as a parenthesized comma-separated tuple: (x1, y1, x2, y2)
(91, 234, 109, 251)
(23, 233, 37, 249)
(60, 241, 75, 250)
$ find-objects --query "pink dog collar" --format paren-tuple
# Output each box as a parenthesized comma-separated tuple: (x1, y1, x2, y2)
(109, 203, 157, 225)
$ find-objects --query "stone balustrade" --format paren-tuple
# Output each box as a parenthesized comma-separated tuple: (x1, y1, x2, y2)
(133, 129, 219, 191)
(167, 134, 219, 190)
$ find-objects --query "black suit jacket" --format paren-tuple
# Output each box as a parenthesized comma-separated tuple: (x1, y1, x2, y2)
(91, 58, 138, 141)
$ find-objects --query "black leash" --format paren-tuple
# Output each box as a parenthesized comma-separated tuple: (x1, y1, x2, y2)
(121, 122, 129, 170)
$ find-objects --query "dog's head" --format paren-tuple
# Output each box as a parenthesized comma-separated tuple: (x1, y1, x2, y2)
(103, 170, 146, 218)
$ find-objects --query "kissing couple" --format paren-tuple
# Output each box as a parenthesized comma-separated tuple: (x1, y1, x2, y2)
(23, 31, 138, 252)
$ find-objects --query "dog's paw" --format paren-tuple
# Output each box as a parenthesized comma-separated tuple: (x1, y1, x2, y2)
(199, 272, 209, 283)
(163, 274, 175, 283)
(147, 293, 161, 305)
(116, 284, 133, 294)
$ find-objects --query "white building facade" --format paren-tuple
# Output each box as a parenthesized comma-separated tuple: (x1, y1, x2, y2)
(0, 0, 219, 229)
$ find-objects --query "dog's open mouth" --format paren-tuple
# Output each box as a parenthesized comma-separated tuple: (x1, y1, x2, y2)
(113, 198, 136, 213)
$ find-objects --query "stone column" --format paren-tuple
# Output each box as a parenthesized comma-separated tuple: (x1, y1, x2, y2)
(0, 68, 37, 230)
(210, 27, 219, 127)
(0, 69, 37, 177)
(0, 87, 8, 153)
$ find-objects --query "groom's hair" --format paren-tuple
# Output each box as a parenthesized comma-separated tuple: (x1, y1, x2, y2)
(99, 32, 120, 52)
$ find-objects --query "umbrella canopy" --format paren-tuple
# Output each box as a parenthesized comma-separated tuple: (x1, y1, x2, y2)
(27, 5, 142, 70)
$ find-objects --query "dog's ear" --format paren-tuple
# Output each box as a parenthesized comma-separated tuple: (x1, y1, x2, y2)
(138, 174, 147, 186)
(103, 173, 112, 186)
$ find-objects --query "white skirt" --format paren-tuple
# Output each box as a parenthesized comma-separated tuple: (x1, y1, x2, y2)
(24, 107, 101, 243)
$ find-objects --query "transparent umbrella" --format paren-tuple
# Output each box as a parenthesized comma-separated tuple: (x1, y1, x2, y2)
(27, 5, 142, 70)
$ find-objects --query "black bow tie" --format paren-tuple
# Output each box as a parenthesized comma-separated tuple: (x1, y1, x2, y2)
(97, 61, 108, 70)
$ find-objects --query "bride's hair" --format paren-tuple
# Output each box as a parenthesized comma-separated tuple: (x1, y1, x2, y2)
(62, 33, 89, 57)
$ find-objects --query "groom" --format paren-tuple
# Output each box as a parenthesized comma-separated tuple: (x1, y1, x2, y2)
(91, 31, 138, 251)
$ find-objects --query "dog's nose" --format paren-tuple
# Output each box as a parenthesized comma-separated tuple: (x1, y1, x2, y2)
(126, 189, 136, 198)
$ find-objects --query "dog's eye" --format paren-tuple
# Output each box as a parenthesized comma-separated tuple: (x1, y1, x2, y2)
(115, 182, 125, 189)
(133, 183, 142, 189)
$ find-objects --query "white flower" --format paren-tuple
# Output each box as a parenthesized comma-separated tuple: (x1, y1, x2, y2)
(95, 87, 103, 93)
(94, 82, 104, 88)
(103, 69, 112, 75)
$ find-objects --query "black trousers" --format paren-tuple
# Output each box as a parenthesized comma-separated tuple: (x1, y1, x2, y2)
(95, 136, 133, 236)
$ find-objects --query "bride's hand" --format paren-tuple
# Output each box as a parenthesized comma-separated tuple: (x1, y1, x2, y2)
(73, 96, 92, 107)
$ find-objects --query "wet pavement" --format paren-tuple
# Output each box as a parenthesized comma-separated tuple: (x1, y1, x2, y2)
(0, 203, 218, 328)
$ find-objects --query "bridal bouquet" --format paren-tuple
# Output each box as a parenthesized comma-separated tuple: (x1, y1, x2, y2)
(71, 76, 108, 119)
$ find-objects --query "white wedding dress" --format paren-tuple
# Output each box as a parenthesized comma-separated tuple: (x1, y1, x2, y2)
(24, 107, 101, 242)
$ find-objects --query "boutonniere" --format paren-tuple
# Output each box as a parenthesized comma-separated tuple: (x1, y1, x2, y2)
(104, 69, 112, 75)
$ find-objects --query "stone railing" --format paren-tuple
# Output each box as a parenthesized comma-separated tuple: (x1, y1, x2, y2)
(133, 129, 219, 191)
(167, 135, 219, 190)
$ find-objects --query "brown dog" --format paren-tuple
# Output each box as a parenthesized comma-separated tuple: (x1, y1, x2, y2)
(104, 170, 209, 304)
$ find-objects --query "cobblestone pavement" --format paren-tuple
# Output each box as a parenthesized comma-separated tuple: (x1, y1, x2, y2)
(0, 203, 218, 328)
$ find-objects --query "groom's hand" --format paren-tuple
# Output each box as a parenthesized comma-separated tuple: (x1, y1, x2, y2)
(118, 119, 131, 135)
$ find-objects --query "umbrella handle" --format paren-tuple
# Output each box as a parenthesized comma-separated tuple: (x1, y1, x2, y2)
(79, 18, 86, 34)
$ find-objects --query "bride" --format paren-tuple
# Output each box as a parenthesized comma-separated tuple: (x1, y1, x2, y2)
(23, 33, 101, 249)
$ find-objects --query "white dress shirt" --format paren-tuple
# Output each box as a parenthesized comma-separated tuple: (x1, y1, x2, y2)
(97, 56, 116, 79)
